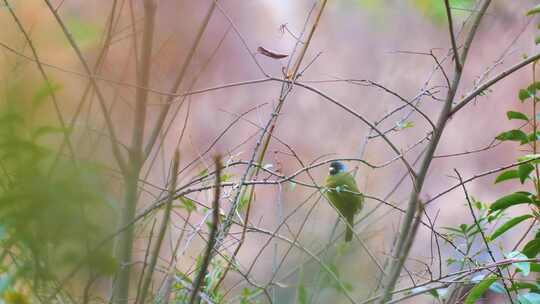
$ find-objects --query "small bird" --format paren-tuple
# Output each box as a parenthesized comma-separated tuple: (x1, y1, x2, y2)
(324, 161, 364, 242)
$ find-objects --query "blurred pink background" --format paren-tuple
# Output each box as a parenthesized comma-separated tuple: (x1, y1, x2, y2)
(2, 0, 538, 302)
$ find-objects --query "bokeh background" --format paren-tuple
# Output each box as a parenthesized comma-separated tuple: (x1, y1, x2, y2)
(1, 0, 539, 303)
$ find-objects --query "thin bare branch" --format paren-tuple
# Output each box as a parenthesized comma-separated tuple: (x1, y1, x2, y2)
(443, 0, 462, 72)
(188, 155, 222, 304)
(42, 0, 128, 173)
(137, 150, 180, 304)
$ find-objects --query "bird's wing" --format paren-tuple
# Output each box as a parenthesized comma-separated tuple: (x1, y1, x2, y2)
(342, 172, 360, 194)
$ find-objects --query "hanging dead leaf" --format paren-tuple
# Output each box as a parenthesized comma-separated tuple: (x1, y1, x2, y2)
(257, 46, 288, 59)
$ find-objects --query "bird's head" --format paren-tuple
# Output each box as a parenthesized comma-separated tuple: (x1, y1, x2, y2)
(329, 161, 346, 176)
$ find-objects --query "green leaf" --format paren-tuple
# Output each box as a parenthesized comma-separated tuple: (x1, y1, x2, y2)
(487, 210, 503, 223)
(514, 282, 540, 292)
(520, 89, 532, 101)
(536, 36, 540, 45)
(531, 263, 540, 272)
(179, 197, 196, 213)
(297, 281, 307, 304)
(467, 225, 482, 237)
(464, 275, 497, 304)
(238, 194, 250, 212)
(220, 173, 233, 182)
(428, 288, 440, 299)
(519, 154, 540, 162)
(65, 18, 100, 47)
(519, 163, 536, 183)
(0, 111, 24, 126)
(527, 4, 540, 16)
(198, 168, 209, 178)
(528, 132, 540, 143)
(32, 82, 62, 108)
(490, 215, 533, 241)
(396, 121, 414, 130)
(507, 251, 531, 276)
(518, 292, 540, 304)
(410, 0, 474, 22)
(495, 130, 528, 143)
(441, 226, 464, 234)
(490, 192, 533, 212)
(518, 155, 540, 168)
(31, 126, 70, 141)
(522, 82, 540, 101)
(529, 82, 540, 91)
(523, 237, 540, 258)
(472, 197, 485, 210)
(507, 111, 529, 121)
(289, 181, 297, 191)
(495, 170, 520, 184)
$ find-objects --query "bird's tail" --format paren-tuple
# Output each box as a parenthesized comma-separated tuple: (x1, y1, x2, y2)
(345, 214, 354, 242)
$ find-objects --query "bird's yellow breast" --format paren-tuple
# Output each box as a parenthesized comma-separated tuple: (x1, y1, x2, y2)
(324, 172, 363, 215)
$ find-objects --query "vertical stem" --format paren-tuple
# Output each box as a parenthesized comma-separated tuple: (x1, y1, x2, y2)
(378, 1, 491, 302)
(131, 0, 155, 163)
(137, 150, 180, 304)
(114, 172, 139, 304)
(188, 156, 222, 304)
(114, 1, 156, 303)
(288, 0, 328, 79)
